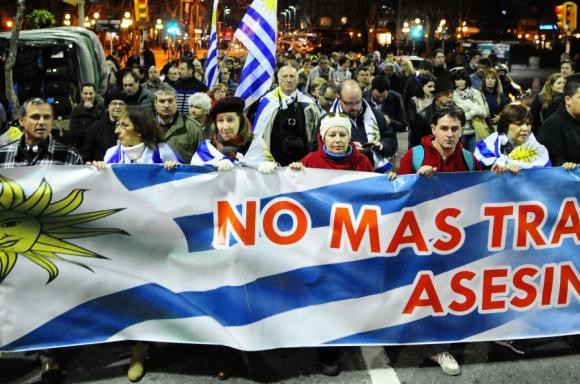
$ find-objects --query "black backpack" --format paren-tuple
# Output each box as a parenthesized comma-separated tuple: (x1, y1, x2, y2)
(270, 95, 308, 166)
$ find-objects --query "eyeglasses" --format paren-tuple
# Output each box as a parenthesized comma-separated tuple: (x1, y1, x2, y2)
(339, 98, 362, 107)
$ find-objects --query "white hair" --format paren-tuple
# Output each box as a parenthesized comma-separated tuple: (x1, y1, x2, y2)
(188, 92, 212, 112)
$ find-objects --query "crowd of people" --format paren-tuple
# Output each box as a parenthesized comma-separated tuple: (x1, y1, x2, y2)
(0, 44, 579, 383)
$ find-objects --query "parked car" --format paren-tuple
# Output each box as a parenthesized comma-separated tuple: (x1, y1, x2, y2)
(0, 27, 108, 118)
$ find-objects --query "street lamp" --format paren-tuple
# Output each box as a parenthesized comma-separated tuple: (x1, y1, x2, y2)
(280, 11, 288, 29)
(288, 5, 296, 28)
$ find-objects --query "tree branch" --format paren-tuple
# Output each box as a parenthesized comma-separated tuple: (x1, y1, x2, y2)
(4, 0, 25, 118)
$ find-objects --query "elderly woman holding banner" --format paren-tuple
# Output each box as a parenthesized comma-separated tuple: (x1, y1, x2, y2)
(474, 103, 551, 173)
(290, 113, 395, 376)
(190, 96, 278, 174)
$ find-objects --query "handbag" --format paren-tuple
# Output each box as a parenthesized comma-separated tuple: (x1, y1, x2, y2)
(472, 116, 492, 141)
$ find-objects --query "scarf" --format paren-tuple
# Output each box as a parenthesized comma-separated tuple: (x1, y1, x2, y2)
(330, 99, 392, 172)
(252, 87, 315, 137)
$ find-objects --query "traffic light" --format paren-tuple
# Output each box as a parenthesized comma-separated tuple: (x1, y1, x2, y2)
(565, 1, 578, 30)
(556, 4, 566, 30)
(134, 0, 148, 23)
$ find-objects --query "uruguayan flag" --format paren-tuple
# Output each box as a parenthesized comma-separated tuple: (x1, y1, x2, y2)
(234, 0, 277, 109)
(475, 132, 551, 169)
(0, 166, 578, 352)
(252, 88, 314, 137)
(330, 99, 392, 173)
(104, 143, 183, 164)
(190, 137, 274, 168)
(204, 0, 219, 88)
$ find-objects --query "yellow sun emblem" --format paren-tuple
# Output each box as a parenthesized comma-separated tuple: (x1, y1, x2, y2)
(0, 175, 127, 284)
(509, 145, 539, 164)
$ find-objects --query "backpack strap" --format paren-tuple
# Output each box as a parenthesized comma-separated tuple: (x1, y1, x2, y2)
(411, 145, 425, 172)
(461, 149, 474, 171)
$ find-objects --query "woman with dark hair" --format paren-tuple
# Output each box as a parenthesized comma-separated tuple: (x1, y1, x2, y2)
(475, 103, 551, 172)
(453, 68, 490, 152)
(481, 68, 508, 126)
(190, 96, 278, 174)
(97, 107, 182, 165)
(92, 106, 181, 169)
(90, 106, 181, 382)
(530, 72, 565, 135)
(407, 73, 436, 123)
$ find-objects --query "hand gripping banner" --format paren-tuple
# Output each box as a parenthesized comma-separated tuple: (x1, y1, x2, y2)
(0, 165, 578, 351)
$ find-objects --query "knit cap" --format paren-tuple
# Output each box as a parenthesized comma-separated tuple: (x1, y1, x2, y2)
(319, 114, 351, 139)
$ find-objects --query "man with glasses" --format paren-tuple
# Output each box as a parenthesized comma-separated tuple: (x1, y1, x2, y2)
(311, 79, 397, 172)
(80, 91, 127, 162)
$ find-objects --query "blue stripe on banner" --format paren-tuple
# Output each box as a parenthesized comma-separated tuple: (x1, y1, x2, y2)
(112, 164, 213, 191)
(327, 302, 580, 345)
(240, 69, 272, 100)
(175, 171, 494, 252)
(238, 21, 276, 69)
(245, 7, 276, 44)
(4, 235, 577, 351)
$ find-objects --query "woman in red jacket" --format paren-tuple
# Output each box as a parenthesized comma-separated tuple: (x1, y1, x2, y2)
(289, 113, 394, 376)
(290, 113, 397, 177)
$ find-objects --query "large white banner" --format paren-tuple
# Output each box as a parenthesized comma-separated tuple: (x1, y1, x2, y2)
(0, 165, 578, 352)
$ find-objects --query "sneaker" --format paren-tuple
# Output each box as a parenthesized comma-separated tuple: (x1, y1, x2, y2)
(493, 340, 528, 355)
(429, 351, 461, 376)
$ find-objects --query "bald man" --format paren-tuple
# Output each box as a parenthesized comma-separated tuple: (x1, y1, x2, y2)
(252, 65, 322, 166)
(310, 79, 398, 171)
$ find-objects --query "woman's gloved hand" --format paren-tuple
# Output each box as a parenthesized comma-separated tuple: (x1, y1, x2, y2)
(258, 161, 278, 174)
(216, 159, 235, 171)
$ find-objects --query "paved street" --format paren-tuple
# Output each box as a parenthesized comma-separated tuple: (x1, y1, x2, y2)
(2, 336, 579, 383)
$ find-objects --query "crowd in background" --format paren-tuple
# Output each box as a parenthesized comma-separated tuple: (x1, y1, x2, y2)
(0, 42, 579, 382)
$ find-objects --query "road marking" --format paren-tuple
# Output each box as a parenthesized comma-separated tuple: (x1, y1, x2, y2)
(361, 346, 401, 384)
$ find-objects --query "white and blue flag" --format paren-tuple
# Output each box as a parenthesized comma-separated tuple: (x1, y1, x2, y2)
(0, 166, 578, 352)
(234, 0, 278, 109)
(475, 132, 551, 169)
(204, 0, 220, 88)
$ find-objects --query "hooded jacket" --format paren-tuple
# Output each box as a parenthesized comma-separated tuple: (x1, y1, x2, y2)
(398, 134, 481, 175)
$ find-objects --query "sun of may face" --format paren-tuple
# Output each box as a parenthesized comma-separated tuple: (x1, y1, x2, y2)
(0, 175, 127, 284)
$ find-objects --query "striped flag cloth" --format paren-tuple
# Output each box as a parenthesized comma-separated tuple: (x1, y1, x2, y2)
(204, 0, 220, 88)
(234, 0, 278, 109)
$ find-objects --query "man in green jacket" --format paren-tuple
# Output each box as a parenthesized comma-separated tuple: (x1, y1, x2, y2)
(154, 89, 203, 163)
